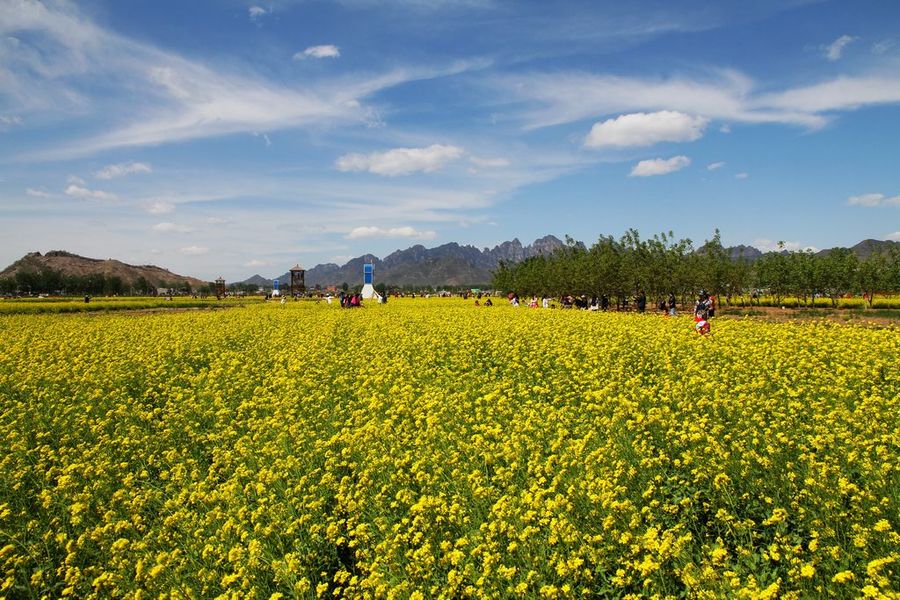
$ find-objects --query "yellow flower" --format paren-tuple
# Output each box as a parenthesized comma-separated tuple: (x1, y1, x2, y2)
(831, 570, 854, 584)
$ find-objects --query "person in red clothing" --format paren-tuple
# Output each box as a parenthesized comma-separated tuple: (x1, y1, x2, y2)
(694, 314, 711, 335)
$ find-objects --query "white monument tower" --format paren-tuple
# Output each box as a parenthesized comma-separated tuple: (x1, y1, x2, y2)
(361, 262, 376, 300)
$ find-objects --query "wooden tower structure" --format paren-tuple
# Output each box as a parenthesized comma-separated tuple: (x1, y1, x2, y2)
(289, 264, 305, 297)
(214, 277, 226, 299)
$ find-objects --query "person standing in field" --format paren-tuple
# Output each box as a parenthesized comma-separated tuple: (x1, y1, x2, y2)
(667, 292, 677, 316)
(695, 315, 711, 335)
(636, 291, 647, 313)
(695, 290, 711, 320)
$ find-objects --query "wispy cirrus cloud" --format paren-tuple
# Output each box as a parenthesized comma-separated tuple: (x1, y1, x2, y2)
(707, 161, 725, 170)
(0, 115, 23, 129)
(152, 222, 194, 233)
(336, 144, 464, 176)
(293, 45, 340, 60)
(847, 192, 900, 207)
(2, 1, 482, 159)
(248, 6, 270, 21)
(824, 34, 856, 61)
(64, 184, 117, 201)
(871, 39, 895, 55)
(584, 111, 708, 148)
(629, 155, 690, 177)
(469, 156, 510, 168)
(498, 70, 825, 130)
(26, 188, 53, 198)
(94, 161, 152, 179)
(179, 245, 208, 255)
(496, 67, 900, 132)
(144, 200, 175, 214)
(345, 226, 437, 240)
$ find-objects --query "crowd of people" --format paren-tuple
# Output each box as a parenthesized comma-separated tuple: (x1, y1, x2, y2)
(494, 290, 716, 334)
(337, 291, 364, 308)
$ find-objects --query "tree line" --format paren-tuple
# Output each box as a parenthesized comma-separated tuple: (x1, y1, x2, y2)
(492, 230, 900, 308)
(0, 268, 203, 296)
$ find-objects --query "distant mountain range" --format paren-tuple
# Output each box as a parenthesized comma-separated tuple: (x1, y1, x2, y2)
(241, 237, 899, 288)
(249, 235, 568, 288)
(719, 239, 899, 261)
(3, 237, 896, 292)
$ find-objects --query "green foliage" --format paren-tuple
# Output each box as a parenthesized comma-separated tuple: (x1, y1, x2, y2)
(0, 266, 197, 296)
(493, 231, 900, 307)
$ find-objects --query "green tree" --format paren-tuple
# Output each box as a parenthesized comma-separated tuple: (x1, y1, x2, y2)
(134, 276, 152, 296)
(788, 250, 817, 306)
(857, 251, 892, 307)
(754, 244, 792, 305)
(698, 229, 731, 301)
(15, 270, 39, 295)
(819, 248, 858, 307)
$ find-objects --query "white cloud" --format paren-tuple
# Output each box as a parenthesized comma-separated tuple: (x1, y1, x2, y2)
(64, 184, 117, 201)
(759, 76, 900, 115)
(629, 155, 690, 177)
(0, 115, 22, 128)
(248, 6, 270, 20)
(345, 226, 437, 240)
(3, 1, 483, 159)
(244, 259, 270, 268)
(847, 193, 900, 207)
(502, 70, 828, 130)
(67, 175, 86, 185)
(469, 156, 510, 168)
(719, 124, 731, 133)
(179, 245, 209, 255)
(145, 200, 175, 214)
(707, 161, 725, 170)
(825, 35, 857, 61)
(753, 239, 815, 252)
(206, 216, 230, 224)
(336, 144, 464, 176)
(152, 222, 194, 233)
(872, 39, 895, 55)
(293, 45, 341, 60)
(886, 231, 900, 241)
(735, 172, 749, 179)
(500, 67, 900, 133)
(94, 161, 152, 179)
(585, 111, 708, 148)
(26, 188, 52, 198)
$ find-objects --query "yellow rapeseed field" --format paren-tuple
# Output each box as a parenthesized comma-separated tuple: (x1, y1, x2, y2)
(0, 299, 897, 599)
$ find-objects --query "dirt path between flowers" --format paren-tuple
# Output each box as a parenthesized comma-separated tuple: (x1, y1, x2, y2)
(718, 305, 899, 327)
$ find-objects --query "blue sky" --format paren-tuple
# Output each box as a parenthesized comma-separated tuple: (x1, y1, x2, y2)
(1, 0, 899, 281)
